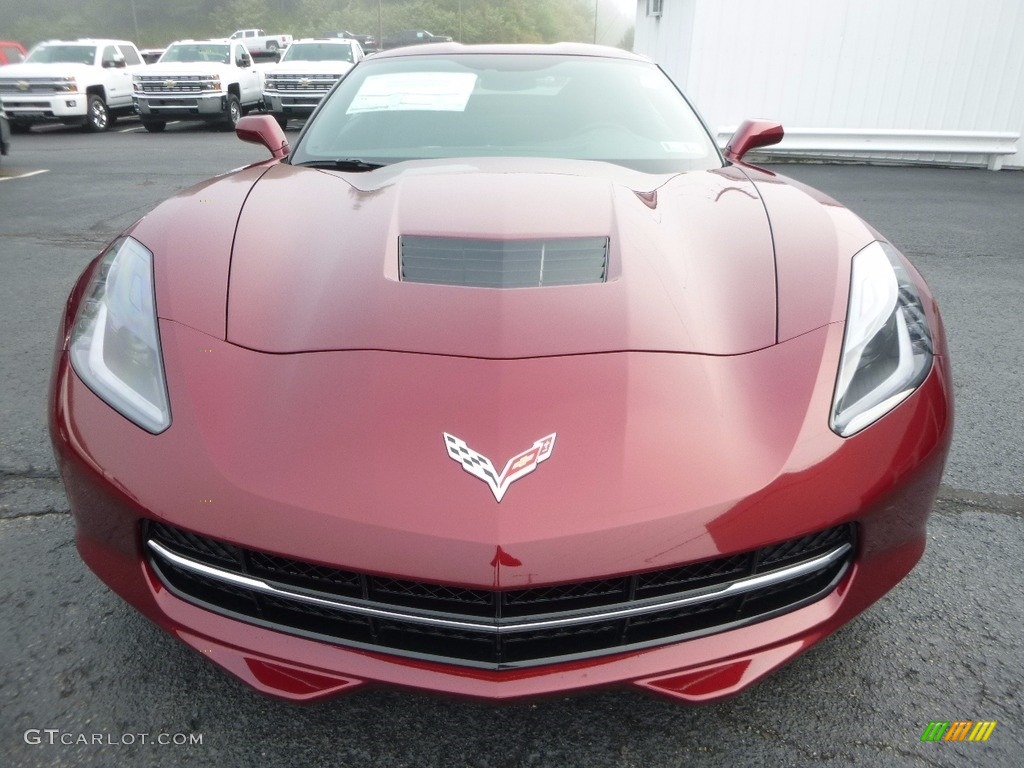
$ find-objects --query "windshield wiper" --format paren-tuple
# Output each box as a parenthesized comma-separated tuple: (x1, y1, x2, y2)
(296, 159, 387, 172)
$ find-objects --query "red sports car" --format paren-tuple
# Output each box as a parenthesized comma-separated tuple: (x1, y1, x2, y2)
(50, 44, 952, 703)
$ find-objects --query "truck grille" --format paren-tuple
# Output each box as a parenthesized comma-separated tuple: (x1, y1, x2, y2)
(135, 75, 219, 94)
(144, 521, 855, 668)
(268, 74, 339, 92)
(0, 78, 66, 94)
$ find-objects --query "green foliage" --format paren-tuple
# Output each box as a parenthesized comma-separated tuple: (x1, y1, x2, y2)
(0, 0, 612, 49)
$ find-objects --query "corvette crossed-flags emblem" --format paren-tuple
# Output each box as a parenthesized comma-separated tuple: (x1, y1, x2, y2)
(443, 433, 556, 502)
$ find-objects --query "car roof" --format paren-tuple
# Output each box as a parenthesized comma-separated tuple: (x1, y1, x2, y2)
(290, 38, 356, 44)
(39, 39, 136, 46)
(370, 42, 650, 62)
(166, 39, 233, 45)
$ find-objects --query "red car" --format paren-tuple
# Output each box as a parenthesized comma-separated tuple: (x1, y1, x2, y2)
(0, 39, 26, 65)
(50, 44, 952, 703)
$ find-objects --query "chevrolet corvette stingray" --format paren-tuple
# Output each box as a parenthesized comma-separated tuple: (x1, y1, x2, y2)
(49, 44, 952, 703)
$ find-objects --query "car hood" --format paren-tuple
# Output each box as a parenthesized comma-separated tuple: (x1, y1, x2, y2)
(225, 159, 777, 357)
(135, 159, 877, 358)
(267, 61, 354, 75)
(0, 62, 97, 79)
(143, 61, 229, 75)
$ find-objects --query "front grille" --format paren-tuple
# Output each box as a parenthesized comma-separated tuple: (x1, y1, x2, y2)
(145, 521, 855, 668)
(0, 79, 64, 94)
(135, 75, 218, 94)
(400, 236, 610, 288)
(269, 75, 338, 91)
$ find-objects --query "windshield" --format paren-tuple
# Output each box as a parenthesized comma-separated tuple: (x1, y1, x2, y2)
(283, 42, 355, 63)
(291, 53, 721, 173)
(26, 44, 96, 65)
(159, 43, 231, 64)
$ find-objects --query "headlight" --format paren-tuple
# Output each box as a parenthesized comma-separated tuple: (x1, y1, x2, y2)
(830, 241, 933, 437)
(70, 237, 171, 434)
(264, 77, 276, 89)
(58, 77, 78, 93)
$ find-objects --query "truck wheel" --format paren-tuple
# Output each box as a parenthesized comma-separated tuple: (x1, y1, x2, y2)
(267, 41, 279, 53)
(84, 94, 110, 132)
(221, 94, 241, 130)
(142, 120, 166, 133)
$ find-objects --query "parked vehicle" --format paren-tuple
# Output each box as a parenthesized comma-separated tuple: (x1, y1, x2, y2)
(133, 39, 263, 132)
(0, 39, 144, 132)
(380, 30, 453, 50)
(0, 40, 27, 65)
(139, 48, 165, 64)
(50, 44, 952, 704)
(321, 30, 377, 53)
(0, 100, 10, 163)
(263, 38, 363, 129)
(230, 29, 292, 57)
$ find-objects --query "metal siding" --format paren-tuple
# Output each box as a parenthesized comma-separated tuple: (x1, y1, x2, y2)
(634, 0, 1024, 168)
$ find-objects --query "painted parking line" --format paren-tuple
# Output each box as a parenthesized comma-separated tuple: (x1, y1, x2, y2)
(122, 121, 182, 133)
(0, 169, 50, 182)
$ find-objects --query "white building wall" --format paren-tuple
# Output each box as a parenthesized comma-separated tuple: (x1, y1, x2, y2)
(634, 0, 1024, 169)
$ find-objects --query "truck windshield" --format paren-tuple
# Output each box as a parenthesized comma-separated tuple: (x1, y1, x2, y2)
(283, 43, 355, 63)
(292, 53, 722, 174)
(160, 44, 231, 64)
(26, 44, 96, 65)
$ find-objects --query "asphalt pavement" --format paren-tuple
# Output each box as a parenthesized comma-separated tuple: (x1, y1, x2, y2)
(1, 122, 1021, 767)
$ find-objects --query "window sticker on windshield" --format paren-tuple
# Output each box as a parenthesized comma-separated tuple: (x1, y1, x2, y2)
(348, 73, 477, 114)
(661, 141, 704, 155)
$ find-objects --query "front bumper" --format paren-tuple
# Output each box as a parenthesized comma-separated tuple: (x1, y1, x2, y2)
(263, 92, 322, 116)
(50, 305, 953, 702)
(1, 94, 86, 123)
(134, 93, 228, 120)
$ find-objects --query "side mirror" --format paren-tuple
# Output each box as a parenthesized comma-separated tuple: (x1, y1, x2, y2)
(724, 119, 784, 163)
(236, 115, 290, 159)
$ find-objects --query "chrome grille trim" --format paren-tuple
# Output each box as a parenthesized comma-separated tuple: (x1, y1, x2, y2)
(267, 74, 340, 91)
(144, 521, 855, 667)
(135, 75, 220, 95)
(149, 539, 851, 633)
(0, 79, 68, 93)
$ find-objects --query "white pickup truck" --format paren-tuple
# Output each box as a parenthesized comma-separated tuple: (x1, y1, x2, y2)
(230, 29, 293, 57)
(0, 39, 144, 132)
(262, 38, 363, 128)
(133, 39, 263, 132)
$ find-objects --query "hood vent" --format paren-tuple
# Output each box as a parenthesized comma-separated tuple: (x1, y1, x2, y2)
(400, 236, 609, 288)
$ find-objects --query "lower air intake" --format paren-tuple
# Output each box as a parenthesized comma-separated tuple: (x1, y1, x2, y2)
(145, 521, 855, 669)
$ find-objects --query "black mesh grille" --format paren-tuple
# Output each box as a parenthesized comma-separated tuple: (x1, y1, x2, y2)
(400, 236, 609, 288)
(145, 522, 855, 668)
